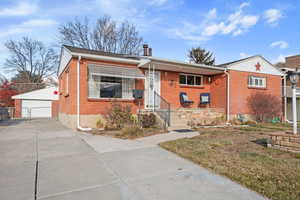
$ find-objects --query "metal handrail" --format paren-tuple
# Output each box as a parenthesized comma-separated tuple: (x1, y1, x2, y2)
(153, 91, 170, 128)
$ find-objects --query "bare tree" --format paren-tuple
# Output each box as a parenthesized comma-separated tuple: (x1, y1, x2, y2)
(4, 37, 58, 83)
(188, 47, 215, 65)
(59, 16, 143, 55)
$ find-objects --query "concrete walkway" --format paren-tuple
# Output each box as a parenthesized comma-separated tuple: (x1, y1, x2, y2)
(0, 119, 267, 200)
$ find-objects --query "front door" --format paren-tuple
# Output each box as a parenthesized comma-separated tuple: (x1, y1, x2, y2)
(145, 70, 160, 109)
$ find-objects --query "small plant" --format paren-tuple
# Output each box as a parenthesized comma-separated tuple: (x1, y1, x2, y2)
(104, 102, 134, 129)
(119, 125, 144, 139)
(139, 113, 156, 128)
(96, 119, 104, 128)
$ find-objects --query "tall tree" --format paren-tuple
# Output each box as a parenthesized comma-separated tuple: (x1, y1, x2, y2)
(58, 16, 143, 55)
(4, 37, 58, 83)
(188, 47, 215, 65)
(11, 71, 45, 93)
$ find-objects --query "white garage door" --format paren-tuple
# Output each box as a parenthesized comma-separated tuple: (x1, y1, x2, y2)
(22, 100, 52, 118)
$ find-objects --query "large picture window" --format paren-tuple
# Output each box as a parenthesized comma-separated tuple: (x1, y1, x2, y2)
(179, 74, 203, 86)
(88, 74, 134, 99)
(248, 76, 266, 88)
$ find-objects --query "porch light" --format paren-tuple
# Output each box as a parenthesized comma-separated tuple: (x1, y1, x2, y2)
(288, 68, 300, 135)
(289, 72, 299, 85)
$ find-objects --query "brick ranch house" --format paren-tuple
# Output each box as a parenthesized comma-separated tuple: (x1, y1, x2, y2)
(58, 45, 283, 130)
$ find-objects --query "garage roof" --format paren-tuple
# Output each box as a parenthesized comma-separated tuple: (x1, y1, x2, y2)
(12, 87, 58, 101)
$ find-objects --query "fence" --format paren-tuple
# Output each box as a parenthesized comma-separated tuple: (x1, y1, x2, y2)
(0, 107, 15, 120)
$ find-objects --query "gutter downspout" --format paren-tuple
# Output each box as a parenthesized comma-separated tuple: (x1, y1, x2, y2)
(77, 56, 92, 131)
(224, 69, 230, 122)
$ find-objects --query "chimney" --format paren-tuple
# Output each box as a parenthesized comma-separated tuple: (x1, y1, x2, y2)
(148, 48, 152, 56)
(143, 44, 148, 56)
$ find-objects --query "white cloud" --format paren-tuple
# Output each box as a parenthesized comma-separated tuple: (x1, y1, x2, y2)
(0, 19, 57, 38)
(274, 54, 286, 63)
(21, 19, 57, 27)
(0, 2, 38, 16)
(169, 2, 259, 43)
(270, 40, 288, 49)
(148, 0, 168, 6)
(207, 8, 217, 19)
(240, 52, 250, 58)
(264, 9, 282, 26)
(203, 2, 259, 37)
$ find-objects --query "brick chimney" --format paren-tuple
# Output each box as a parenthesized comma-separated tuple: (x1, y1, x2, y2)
(148, 48, 152, 56)
(143, 44, 148, 56)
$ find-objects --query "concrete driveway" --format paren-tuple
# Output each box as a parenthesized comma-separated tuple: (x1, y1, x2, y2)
(0, 119, 267, 200)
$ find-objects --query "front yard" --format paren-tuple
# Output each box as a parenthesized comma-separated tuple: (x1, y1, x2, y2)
(160, 123, 300, 200)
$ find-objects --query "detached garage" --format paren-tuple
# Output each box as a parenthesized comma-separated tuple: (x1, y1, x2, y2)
(12, 87, 59, 119)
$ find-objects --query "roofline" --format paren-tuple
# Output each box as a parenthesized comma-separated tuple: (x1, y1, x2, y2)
(71, 52, 141, 64)
(141, 56, 225, 71)
(221, 55, 284, 75)
(12, 86, 58, 99)
(285, 55, 300, 59)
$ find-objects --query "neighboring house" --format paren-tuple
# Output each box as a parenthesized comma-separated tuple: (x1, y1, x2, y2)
(278, 55, 300, 121)
(58, 45, 283, 129)
(12, 87, 59, 119)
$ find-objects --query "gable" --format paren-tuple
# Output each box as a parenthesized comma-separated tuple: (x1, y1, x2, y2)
(58, 47, 72, 76)
(12, 87, 58, 100)
(226, 56, 283, 76)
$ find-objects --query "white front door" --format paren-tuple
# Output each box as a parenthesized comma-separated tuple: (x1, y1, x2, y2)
(145, 70, 160, 109)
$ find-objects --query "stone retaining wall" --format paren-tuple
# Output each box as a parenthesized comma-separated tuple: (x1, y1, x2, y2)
(269, 133, 300, 153)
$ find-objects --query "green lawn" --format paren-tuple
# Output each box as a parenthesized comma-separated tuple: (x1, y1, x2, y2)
(160, 124, 300, 200)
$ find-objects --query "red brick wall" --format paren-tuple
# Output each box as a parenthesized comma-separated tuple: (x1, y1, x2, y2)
(210, 74, 227, 111)
(14, 99, 22, 118)
(58, 58, 144, 115)
(51, 100, 59, 118)
(229, 70, 282, 115)
(160, 71, 213, 109)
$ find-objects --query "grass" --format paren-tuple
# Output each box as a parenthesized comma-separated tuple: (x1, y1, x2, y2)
(160, 123, 300, 200)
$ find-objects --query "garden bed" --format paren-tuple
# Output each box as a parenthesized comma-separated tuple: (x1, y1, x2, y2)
(160, 123, 300, 200)
(89, 127, 167, 139)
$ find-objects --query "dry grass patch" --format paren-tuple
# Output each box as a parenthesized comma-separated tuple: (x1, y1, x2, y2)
(160, 124, 300, 200)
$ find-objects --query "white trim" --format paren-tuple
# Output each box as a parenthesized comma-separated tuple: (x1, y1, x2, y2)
(90, 72, 145, 80)
(72, 52, 140, 64)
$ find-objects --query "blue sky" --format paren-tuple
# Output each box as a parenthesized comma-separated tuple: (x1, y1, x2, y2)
(0, 0, 299, 77)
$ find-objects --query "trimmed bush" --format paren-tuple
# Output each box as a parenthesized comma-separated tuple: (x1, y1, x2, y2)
(247, 92, 281, 122)
(139, 113, 156, 128)
(104, 102, 134, 129)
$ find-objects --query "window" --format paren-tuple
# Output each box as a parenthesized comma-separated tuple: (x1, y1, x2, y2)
(88, 74, 134, 99)
(248, 76, 266, 88)
(179, 74, 203, 86)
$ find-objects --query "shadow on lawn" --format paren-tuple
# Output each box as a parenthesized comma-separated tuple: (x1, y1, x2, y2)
(252, 138, 268, 147)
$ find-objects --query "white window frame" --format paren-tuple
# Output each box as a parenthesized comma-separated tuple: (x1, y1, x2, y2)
(248, 76, 266, 88)
(179, 73, 203, 86)
(88, 73, 135, 100)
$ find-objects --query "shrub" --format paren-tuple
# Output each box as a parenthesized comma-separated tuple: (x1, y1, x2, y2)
(139, 113, 156, 128)
(96, 119, 104, 128)
(119, 125, 143, 138)
(104, 102, 134, 129)
(247, 92, 281, 122)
